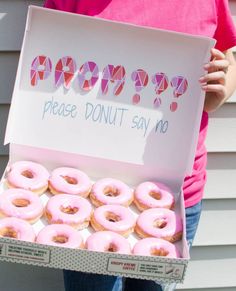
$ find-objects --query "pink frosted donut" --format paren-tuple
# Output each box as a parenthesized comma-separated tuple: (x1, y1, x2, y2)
(0, 217, 35, 242)
(0, 189, 44, 224)
(45, 194, 92, 230)
(36, 224, 84, 249)
(90, 178, 133, 207)
(133, 238, 180, 258)
(135, 208, 183, 242)
(49, 167, 92, 197)
(134, 182, 174, 211)
(86, 231, 131, 254)
(6, 161, 49, 195)
(91, 205, 136, 237)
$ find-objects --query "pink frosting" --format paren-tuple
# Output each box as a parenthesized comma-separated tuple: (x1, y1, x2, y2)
(46, 194, 92, 227)
(7, 161, 49, 191)
(134, 181, 174, 209)
(36, 224, 84, 248)
(91, 178, 133, 206)
(0, 189, 44, 221)
(93, 205, 136, 233)
(133, 238, 180, 258)
(49, 167, 92, 195)
(86, 231, 131, 254)
(136, 208, 183, 238)
(0, 217, 35, 242)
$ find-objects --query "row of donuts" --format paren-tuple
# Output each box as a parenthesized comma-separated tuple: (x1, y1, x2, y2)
(0, 189, 183, 242)
(0, 217, 180, 258)
(5, 161, 175, 210)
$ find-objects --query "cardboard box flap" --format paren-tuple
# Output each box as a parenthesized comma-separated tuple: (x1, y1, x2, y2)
(5, 6, 215, 186)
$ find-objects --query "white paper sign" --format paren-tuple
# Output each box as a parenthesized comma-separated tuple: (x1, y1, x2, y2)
(5, 6, 215, 182)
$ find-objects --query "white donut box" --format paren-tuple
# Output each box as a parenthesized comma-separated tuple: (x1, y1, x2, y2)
(0, 6, 215, 284)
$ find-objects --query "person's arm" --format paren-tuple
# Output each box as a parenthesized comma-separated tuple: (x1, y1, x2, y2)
(200, 48, 236, 112)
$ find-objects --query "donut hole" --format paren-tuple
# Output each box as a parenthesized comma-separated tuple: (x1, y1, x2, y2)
(21, 170, 34, 179)
(60, 206, 79, 214)
(13, 199, 30, 208)
(149, 191, 161, 200)
(53, 234, 69, 244)
(106, 243, 118, 252)
(0, 227, 18, 239)
(151, 247, 169, 257)
(153, 218, 167, 229)
(106, 212, 121, 222)
(104, 187, 120, 197)
(62, 176, 78, 185)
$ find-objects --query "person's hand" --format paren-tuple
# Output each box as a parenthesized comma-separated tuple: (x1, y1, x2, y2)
(199, 48, 231, 112)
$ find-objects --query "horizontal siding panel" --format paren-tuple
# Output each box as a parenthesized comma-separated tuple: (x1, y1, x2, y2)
(177, 246, 236, 290)
(193, 201, 236, 246)
(205, 153, 236, 199)
(0, 261, 64, 291)
(229, 0, 236, 14)
(0, 155, 8, 176)
(206, 104, 236, 152)
(0, 52, 19, 104)
(0, 0, 43, 51)
(0, 105, 10, 155)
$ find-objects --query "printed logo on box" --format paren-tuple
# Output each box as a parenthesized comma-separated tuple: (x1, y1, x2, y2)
(4, 244, 50, 264)
(107, 258, 185, 279)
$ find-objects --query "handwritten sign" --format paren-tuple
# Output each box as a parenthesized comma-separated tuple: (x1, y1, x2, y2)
(6, 6, 215, 179)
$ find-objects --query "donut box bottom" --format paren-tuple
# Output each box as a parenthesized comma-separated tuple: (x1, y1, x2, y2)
(0, 145, 189, 284)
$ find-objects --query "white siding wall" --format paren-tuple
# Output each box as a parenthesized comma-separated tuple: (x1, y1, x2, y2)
(0, 1, 235, 290)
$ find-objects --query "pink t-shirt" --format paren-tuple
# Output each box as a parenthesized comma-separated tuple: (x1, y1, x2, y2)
(44, 0, 236, 207)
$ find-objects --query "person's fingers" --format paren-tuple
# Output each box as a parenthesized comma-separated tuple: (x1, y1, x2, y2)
(199, 71, 226, 85)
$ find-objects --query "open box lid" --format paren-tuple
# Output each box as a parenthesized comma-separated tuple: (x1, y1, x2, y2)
(5, 6, 215, 189)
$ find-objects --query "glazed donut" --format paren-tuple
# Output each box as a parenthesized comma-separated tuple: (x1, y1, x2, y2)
(86, 231, 131, 254)
(0, 189, 44, 224)
(0, 217, 35, 242)
(78, 61, 99, 91)
(49, 167, 92, 197)
(134, 181, 174, 211)
(45, 194, 92, 230)
(135, 208, 183, 242)
(91, 205, 136, 237)
(36, 224, 84, 249)
(6, 161, 49, 195)
(133, 238, 180, 258)
(90, 178, 133, 207)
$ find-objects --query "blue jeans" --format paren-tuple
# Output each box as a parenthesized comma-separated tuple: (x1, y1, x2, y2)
(63, 201, 202, 291)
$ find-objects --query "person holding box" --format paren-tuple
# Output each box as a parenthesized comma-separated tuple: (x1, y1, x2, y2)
(43, 1, 236, 290)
